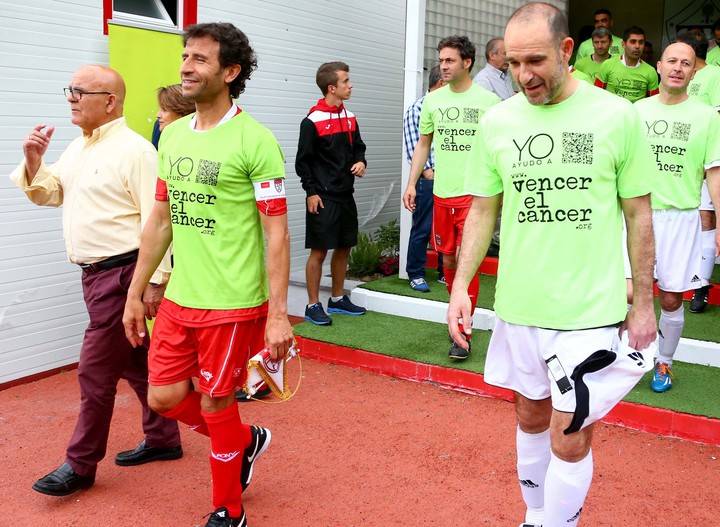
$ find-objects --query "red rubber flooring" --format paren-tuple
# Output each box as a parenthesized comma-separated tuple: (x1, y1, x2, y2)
(1, 358, 718, 526)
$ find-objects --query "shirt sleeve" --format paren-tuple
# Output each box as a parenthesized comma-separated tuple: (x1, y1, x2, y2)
(595, 62, 609, 88)
(616, 104, 654, 199)
(248, 128, 286, 183)
(295, 118, 320, 197)
(647, 69, 660, 96)
(352, 122, 367, 166)
(464, 119, 503, 197)
(9, 150, 69, 207)
(704, 111, 720, 168)
(126, 147, 171, 284)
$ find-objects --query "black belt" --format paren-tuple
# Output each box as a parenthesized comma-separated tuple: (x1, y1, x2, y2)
(79, 249, 139, 274)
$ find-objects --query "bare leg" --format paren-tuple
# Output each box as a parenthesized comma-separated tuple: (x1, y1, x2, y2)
(330, 247, 351, 298)
(305, 248, 327, 305)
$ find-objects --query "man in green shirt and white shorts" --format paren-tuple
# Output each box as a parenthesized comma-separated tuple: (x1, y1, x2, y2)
(634, 42, 720, 392)
(675, 31, 720, 313)
(448, 4, 657, 526)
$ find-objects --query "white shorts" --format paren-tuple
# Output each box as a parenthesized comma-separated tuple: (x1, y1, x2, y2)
(700, 180, 714, 211)
(485, 318, 654, 433)
(653, 209, 703, 292)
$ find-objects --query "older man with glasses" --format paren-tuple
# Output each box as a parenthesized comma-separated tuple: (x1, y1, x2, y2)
(10, 64, 181, 497)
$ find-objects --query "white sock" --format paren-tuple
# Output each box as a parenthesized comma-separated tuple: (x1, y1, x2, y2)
(543, 451, 593, 527)
(516, 427, 551, 525)
(700, 229, 716, 286)
(331, 295, 344, 302)
(658, 305, 684, 366)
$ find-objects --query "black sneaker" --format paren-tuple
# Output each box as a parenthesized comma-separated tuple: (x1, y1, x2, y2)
(448, 338, 471, 360)
(203, 507, 247, 527)
(241, 426, 272, 491)
(305, 302, 332, 325)
(690, 285, 710, 313)
(327, 295, 366, 316)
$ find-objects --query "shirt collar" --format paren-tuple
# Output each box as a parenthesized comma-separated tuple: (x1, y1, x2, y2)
(485, 63, 508, 80)
(620, 55, 642, 69)
(189, 103, 239, 131)
(84, 117, 125, 145)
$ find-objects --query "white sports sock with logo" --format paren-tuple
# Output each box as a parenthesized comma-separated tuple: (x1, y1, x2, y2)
(516, 427, 551, 525)
(658, 305, 684, 366)
(701, 229, 716, 286)
(543, 450, 593, 527)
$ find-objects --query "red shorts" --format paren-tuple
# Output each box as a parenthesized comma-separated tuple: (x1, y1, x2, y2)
(149, 310, 266, 398)
(431, 196, 473, 255)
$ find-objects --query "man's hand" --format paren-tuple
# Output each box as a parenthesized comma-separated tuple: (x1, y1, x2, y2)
(23, 124, 55, 179)
(350, 162, 366, 177)
(265, 314, 294, 360)
(403, 185, 417, 212)
(123, 294, 147, 348)
(307, 194, 324, 214)
(447, 288, 473, 350)
(142, 283, 166, 319)
(621, 303, 657, 350)
(421, 168, 434, 180)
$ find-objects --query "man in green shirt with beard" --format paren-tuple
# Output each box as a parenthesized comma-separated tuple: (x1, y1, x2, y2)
(449, 3, 656, 526)
(574, 27, 613, 81)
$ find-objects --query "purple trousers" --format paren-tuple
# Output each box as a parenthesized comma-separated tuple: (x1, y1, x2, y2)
(65, 261, 180, 477)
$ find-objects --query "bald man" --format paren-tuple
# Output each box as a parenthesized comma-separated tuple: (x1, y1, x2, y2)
(448, 3, 656, 525)
(10, 65, 181, 497)
(633, 43, 720, 392)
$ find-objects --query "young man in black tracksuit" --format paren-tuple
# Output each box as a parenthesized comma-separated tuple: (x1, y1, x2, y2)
(296, 61, 368, 325)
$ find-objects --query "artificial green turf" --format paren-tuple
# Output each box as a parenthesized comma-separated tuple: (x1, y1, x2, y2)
(295, 311, 720, 419)
(360, 269, 720, 343)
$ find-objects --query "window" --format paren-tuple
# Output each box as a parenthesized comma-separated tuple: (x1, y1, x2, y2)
(104, 0, 196, 34)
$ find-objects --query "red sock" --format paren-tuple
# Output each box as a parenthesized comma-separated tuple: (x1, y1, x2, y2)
(203, 405, 251, 517)
(468, 273, 480, 317)
(163, 390, 209, 436)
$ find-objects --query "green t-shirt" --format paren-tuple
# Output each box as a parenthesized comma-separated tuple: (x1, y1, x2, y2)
(419, 83, 500, 198)
(575, 35, 623, 61)
(573, 55, 610, 81)
(464, 81, 653, 330)
(707, 46, 720, 66)
(635, 95, 720, 210)
(687, 64, 720, 108)
(159, 111, 285, 309)
(598, 57, 659, 103)
(571, 68, 593, 84)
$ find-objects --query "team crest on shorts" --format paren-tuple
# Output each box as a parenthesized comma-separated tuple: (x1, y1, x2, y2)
(232, 368, 243, 378)
(200, 369, 214, 382)
(435, 234, 442, 247)
(274, 178, 283, 193)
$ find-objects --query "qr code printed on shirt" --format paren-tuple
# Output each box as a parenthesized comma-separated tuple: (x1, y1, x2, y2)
(688, 84, 700, 97)
(195, 159, 220, 186)
(463, 107, 479, 124)
(671, 122, 691, 142)
(561, 132, 594, 165)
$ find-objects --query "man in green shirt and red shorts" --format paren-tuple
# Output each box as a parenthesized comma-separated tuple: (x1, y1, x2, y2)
(449, 4, 657, 526)
(402, 35, 500, 360)
(123, 23, 293, 527)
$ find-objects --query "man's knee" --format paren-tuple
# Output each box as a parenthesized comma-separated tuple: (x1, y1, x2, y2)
(148, 383, 189, 414)
(550, 414, 593, 462)
(659, 291, 683, 312)
(308, 248, 328, 263)
(700, 210, 715, 231)
(199, 393, 236, 414)
(443, 252, 457, 269)
(515, 394, 552, 433)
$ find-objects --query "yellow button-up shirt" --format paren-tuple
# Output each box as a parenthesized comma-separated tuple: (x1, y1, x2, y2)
(10, 117, 170, 284)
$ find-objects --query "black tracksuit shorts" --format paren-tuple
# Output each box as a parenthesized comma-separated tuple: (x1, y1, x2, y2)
(305, 196, 358, 250)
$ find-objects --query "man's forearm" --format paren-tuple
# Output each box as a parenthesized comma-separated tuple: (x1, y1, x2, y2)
(408, 140, 431, 187)
(265, 220, 290, 318)
(624, 196, 655, 308)
(128, 204, 173, 299)
(454, 196, 501, 291)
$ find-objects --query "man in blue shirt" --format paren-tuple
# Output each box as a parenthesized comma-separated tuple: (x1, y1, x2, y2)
(473, 38, 514, 100)
(403, 65, 444, 291)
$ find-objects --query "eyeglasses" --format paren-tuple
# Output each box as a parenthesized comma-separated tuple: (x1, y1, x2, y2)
(63, 86, 112, 101)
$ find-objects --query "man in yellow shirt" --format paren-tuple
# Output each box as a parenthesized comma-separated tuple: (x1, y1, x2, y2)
(11, 65, 181, 496)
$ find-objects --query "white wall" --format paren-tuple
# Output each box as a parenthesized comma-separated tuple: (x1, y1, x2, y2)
(0, 0, 107, 384)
